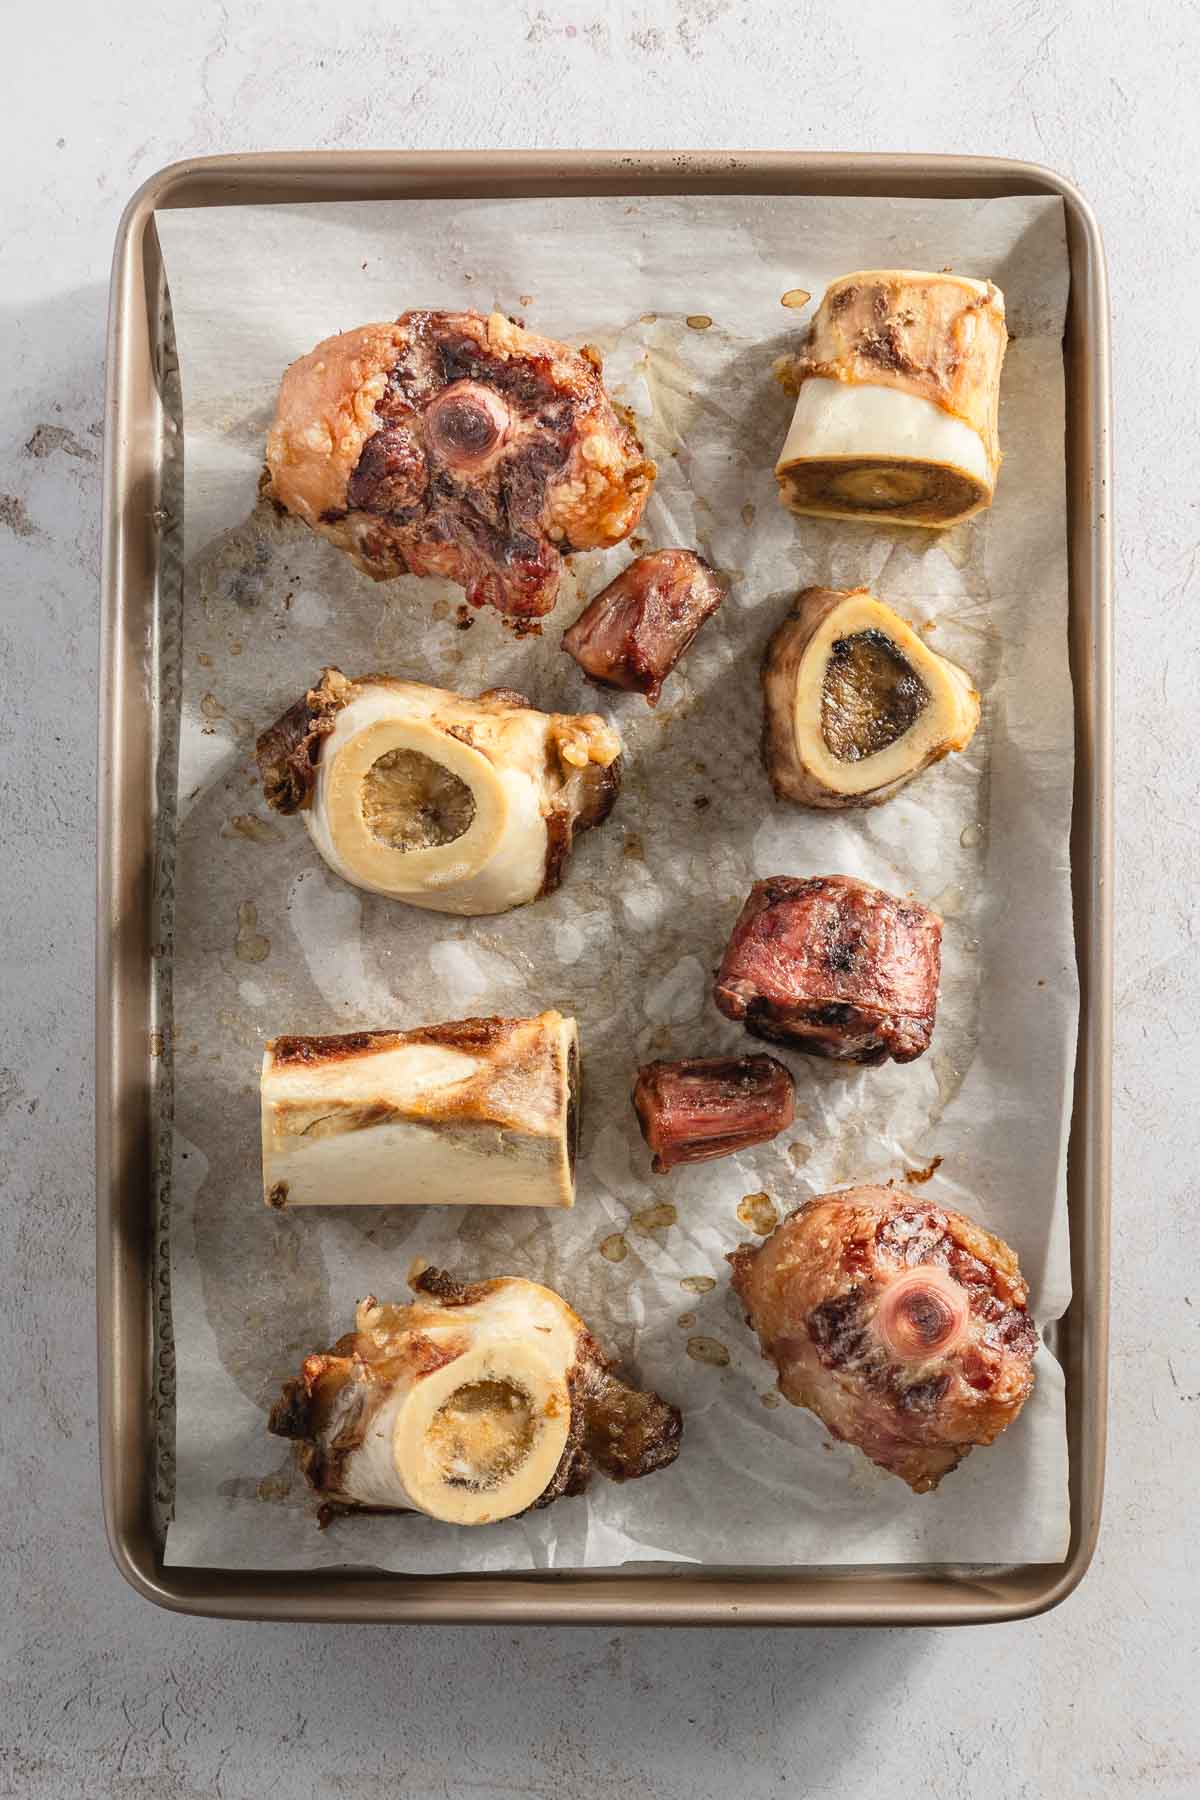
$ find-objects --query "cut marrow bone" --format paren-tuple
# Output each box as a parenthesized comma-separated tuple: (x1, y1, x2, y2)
(256, 668, 621, 915)
(261, 1012, 581, 1210)
(269, 1267, 683, 1525)
(775, 271, 1007, 528)
(762, 586, 980, 808)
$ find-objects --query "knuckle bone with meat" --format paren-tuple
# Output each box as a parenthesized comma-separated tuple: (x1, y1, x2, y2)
(264, 309, 656, 618)
(255, 668, 621, 915)
(729, 1186, 1038, 1492)
(270, 1266, 682, 1527)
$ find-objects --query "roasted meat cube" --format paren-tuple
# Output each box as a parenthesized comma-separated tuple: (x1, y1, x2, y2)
(265, 309, 656, 618)
(270, 1267, 682, 1526)
(561, 548, 728, 705)
(714, 875, 942, 1065)
(631, 1055, 795, 1173)
(729, 1186, 1038, 1492)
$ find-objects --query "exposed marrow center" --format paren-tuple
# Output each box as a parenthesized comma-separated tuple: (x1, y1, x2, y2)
(822, 629, 930, 762)
(361, 747, 477, 851)
(781, 459, 983, 524)
(760, 587, 981, 810)
(425, 381, 510, 470)
(428, 1377, 536, 1490)
(876, 1268, 970, 1362)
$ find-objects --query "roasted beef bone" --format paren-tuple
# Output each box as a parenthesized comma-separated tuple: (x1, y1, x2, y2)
(729, 1187, 1037, 1491)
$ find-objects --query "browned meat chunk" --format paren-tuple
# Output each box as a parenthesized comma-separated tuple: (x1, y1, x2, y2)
(729, 1187, 1038, 1492)
(561, 549, 728, 705)
(265, 310, 656, 619)
(713, 875, 941, 1065)
(632, 1055, 795, 1172)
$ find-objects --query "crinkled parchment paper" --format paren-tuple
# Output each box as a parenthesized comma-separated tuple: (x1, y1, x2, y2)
(154, 193, 1074, 1571)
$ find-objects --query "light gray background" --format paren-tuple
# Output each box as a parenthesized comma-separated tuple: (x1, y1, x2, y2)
(0, 3, 1194, 1796)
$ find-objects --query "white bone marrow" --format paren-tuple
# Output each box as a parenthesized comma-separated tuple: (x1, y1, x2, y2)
(269, 1267, 683, 1526)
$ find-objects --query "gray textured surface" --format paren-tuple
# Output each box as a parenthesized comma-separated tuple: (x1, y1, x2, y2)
(0, 3, 1195, 1796)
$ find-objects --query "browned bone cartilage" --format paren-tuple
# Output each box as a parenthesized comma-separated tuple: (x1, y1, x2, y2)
(264, 309, 656, 618)
(255, 669, 621, 915)
(561, 549, 729, 706)
(632, 1055, 795, 1173)
(260, 1012, 581, 1210)
(269, 1266, 683, 1526)
(761, 586, 980, 808)
(775, 271, 1008, 528)
(714, 875, 942, 1065)
(729, 1187, 1037, 1492)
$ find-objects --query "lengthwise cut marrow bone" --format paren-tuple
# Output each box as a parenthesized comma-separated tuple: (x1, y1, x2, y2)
(269, 1267, 682, 1526)
(261, 1012, 581, 1210)
(256, 669, 621, 915)
(762, 586, 980, 808)
(775, 271, 1008, 529)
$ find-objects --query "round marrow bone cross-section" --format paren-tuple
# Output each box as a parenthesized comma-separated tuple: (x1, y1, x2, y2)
(255, 669, 622, 915)
(728, 1186, 1038, 1493)
(263, 308, 657, 617)
(261, 1012, 582, 1211)
(762, 586, 980, 808)
(268, 1267, 683, 1526)
(775, 271, 1008, 529)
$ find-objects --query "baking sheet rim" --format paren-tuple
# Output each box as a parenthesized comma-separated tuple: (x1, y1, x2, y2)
(96, 148, 1112, 1626)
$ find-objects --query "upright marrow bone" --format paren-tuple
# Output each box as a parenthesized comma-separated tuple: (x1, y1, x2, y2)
(775, 271, 1008, 529)
(256, 668, 621, 915)
(261, 1012, 582, 1210)
(762, 586, 980, 808)
(269, 1267, 683, 1526)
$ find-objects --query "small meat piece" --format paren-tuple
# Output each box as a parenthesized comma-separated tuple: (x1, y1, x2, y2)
(714, 875, 942, 1065)
(632, 1055, 795, 1173)
(729, 1187, 1038, 1491)
(562, 549, 728, 705)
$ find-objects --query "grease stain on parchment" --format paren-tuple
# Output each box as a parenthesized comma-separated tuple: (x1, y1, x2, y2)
(235, 901, 271, 963)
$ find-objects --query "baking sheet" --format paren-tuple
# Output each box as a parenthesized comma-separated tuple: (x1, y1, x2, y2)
(154, 193, 1075, 1571)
